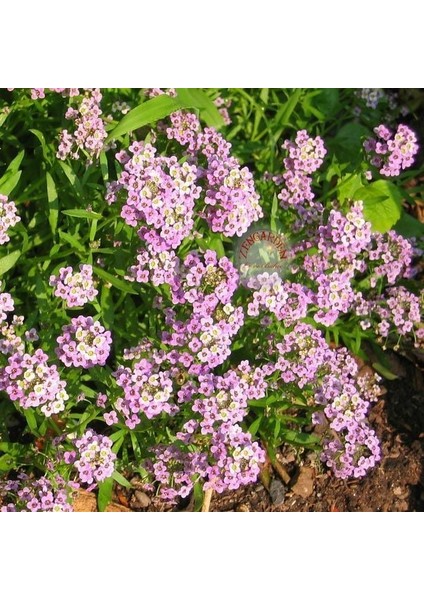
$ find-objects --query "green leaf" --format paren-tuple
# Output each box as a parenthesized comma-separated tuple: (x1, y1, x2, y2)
(57, 161, 84, 197)
(62, 209, 102, 220)
(175, 88, 224, 129)
(193, 481, 204, 512)
(330, 122, 370, 165)
(1, 150, 25, 175)
(275, 89, 302, 127)
(0, 250, 21, 276)
(98, 477, 114, 512)
(30, 129, 50, 161)
(99, 151, 109, 183)
(0, 454, 15, 471)
(281, 430, 320, 447)
(46, 172, 58, 234)
(394, 211, 424, 238)
(372, 362, 399, 381)
(112, 470, 132, 489)
(354, 180, 403, 233)
(336, 173, 364, 204)
(0, 171, 22, 195)
(58, 230, 85, 253)
(107, 94, 189, 141)
(93, 265, 138, 294)
(24, 408, 38, 434)
(248, 416, 262, 436)
(313, 89, 340, 117)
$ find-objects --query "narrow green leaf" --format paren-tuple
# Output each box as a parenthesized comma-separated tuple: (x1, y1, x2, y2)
(98, 477, 114, 512)
(62, 209, 102, 220)
(107, 94, 189, 141)
(176, 88, 224, 129)
(281, 430, 320, 447)
(0, 250, 21, 276)
(276, 89, 302, 127)
(1, 150, 25, 176)
(193, 481, 204, 512)
(0, 171, 22, 195)
(249, 416, 262, 436)
(46, 172, 58, 234)
(24, 408, 38, 433)
(99, 151, 109, 183)
(112, 470, 132, 489)
(57, 161, 84, 197)
(30, 129, 50, 161)
(372, 362, 399, 381)
(58, 230, 85, 253)
(93, 265, 137, 294)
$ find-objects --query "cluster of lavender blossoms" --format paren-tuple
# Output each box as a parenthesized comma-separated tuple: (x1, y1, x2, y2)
(0, 474, 73, 512)
(276, 129, 326, 221)
(0, 194, 20, 244)
(364, 124, 418, 176)
(49, 264, 98, 307)
(0, 349, 68, 416)
(65, 429, 116, 485)
(56, 316, 112, 368)
(57, 89, 107, 161)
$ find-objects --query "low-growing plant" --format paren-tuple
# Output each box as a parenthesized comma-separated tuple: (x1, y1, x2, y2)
(0, 87, 422, 511)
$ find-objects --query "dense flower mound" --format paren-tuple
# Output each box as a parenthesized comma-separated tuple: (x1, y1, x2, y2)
(66, 429, 116, 484)
(0, 88, 422, 510)
(0, 349, 68, 416)
(0, 194, 20, 244)
(364, 124, 419, 176)
(56, 316, 112, 368)
(49, 264, 98, 307)
(0, 474, 73, 512)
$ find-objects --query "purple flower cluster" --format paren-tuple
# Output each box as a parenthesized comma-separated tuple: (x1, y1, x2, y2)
(364, 124, 418, 176)
(159, 250, 244, 369)
(0, 474, 73, 512)
(368, 230, 414, 286)
(192, 364, 267, 433)
(196, 127, 263, 236)
(0, 349, 68, 416)
(214, 95, 232, 125)
(277, 130, 326, 212)
(361, 286, 422, 339)
(247, 273, 312, 326)
(0, 291, 14, 325)
(166, 110, 201, 151)
(276, 323, 333, 388)
(56, 316, 112, 368)
(49, 264, 98, 307)
(29, 88, 80, 99)
(114, 356, 176, 427)
(0, 194, 20, 244)
(67, 429, 116, 485)
(149, 421, 265, 501)
(115, 141, 201, 251)
(315, 350, 381, 479)
(57, 89, 107, 161)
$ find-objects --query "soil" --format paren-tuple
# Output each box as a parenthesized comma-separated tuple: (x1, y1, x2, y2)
(105, 350, 423, 513)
